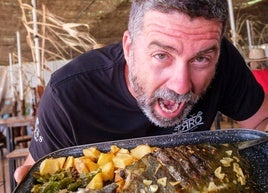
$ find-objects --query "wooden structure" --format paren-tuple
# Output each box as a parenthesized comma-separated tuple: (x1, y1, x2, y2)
(6, 148, 29, 192)
(0, 0, 267, 66)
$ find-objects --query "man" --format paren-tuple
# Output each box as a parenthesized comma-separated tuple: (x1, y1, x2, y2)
(248, 47, 268, 70)
(15, 0, 268, 183)
(248, 47, 268, 93)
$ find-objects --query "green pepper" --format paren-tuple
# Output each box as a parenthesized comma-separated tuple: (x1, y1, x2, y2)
(67, 180, 83, 191)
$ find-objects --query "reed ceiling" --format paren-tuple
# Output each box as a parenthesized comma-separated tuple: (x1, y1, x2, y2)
(0, 0, 267, 66)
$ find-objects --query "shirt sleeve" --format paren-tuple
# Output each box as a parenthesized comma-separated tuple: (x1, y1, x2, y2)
(29, 81, 76, 161)
(218, 38, 264, 121)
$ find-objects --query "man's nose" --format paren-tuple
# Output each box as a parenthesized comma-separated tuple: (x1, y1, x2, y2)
(166, 65, 192, 95)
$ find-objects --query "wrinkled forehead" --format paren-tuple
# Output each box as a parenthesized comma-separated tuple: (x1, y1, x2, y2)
(141, 10, 223, 40)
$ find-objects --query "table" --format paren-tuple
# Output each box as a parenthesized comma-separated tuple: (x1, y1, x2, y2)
(0, 116, 35, 192)
(0, 116, 35, 152)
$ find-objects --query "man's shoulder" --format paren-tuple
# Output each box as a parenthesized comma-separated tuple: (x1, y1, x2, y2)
(49, 42, 124, 87)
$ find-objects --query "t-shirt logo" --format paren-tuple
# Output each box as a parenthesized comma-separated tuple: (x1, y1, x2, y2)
(174, 111, 204, 132)
(34, 117, 44, 143)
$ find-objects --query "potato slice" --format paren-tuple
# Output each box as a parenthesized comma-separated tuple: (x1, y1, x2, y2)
(130, 144, 154, 159)
(40, 157, 66, 175)
(63, 156, 74, 169)
(100, 162, 115, 181)
(113, 153, 135, 169)
(110, 145, 121, 155)
(117, 148, 130, 154)
(86, 173, 103, 190)
(74, 156, 92, 173)
(83, 147, 101, 161)
(86, 160, 99, 172)
(97, 153, 114, 166)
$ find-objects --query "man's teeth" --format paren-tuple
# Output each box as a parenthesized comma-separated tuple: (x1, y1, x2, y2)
(159, 100, 180, 113)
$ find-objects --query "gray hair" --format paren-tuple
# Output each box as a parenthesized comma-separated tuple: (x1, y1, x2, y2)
(128, 0, 228, 39)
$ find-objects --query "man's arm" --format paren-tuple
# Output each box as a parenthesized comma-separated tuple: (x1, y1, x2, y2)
(14, 153, 35, 183)
(237, 94, 268, 132)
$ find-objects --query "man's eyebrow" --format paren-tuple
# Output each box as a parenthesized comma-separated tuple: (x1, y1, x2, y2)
(148, 41, 177, 52)
(195, 45, 219, 56)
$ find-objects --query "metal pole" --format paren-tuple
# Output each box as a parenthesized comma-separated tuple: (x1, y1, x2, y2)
(16, 31, 23, 101)
(9, 53, 15, 101)
(32, 0, 41, 84)
(227, 0, 236, 47)
(246, 20, 253, 50)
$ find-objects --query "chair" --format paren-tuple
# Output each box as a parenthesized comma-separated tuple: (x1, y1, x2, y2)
(6, 148, 29, 192)
(14, 135, 32, 148)
(0, 142, 6, 193)
(252, 68, 268, 93)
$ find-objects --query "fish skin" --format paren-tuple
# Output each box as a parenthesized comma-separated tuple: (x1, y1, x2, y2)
(119, 154, 185, 193)
(119, 144, 261, 193)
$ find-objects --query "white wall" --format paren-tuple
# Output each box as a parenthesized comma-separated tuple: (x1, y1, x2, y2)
(1, 60, 68, 103)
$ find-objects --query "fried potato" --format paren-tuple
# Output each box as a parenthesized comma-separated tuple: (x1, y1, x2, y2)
(63, 156, 74, 169)
(100, 162, 115, 181)
(110, 145, 120, 155)
(97, 153, 114, 166)
(83, 146, 101, 161)
(86, 160, 99, 172)
(40, 157, 66, 175)
(130, 144, 154, 159)
(113, 153, 135, 169)
(117, 148, 130, 154)
(74, 156, 92, 173)
(86, 173, 103, 190)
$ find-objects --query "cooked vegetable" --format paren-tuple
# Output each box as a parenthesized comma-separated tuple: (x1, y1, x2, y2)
(86, 173, 103, 190)
(130, 144, 154, 160)
(83, 147, 101, 162)
(112, 153, 135, 169)
(39, 157, 66, 175)
(63, 156, 75, 170)
(32, 144, 153, 192)
(100, 162, 114, 181)
(32, 167, 99, 193)
(97, 153, 114, 166)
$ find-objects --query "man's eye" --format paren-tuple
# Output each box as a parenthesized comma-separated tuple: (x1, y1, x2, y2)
(191, 56, 212, 69)
(195, 56, 208, 63)
(154, 53, 167, 60)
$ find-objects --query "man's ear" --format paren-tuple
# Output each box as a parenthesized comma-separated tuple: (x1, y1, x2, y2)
(122, 30, 132, 63)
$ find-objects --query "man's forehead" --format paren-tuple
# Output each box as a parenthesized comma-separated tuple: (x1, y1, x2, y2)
(142, 10, 223, 39)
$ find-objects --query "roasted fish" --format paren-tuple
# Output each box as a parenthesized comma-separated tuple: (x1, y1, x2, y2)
(118, 143, 260, 193)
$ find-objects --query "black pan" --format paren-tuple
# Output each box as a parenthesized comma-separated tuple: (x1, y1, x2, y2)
(14, 129, 268, 193)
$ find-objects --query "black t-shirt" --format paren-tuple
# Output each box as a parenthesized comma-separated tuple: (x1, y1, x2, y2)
(30, 38, 264, 161)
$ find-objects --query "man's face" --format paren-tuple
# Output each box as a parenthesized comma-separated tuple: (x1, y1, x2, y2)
(123, 11, 222, 127)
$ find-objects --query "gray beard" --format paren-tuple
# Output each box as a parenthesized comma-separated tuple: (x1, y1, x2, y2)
(135, 84, 199, 127)
(141, 91, 199, 127)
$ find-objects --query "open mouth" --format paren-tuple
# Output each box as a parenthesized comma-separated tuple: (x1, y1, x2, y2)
(156, 98, 186, 119)
(158, 99, 180, 113)
(140, 89, 195, 126)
